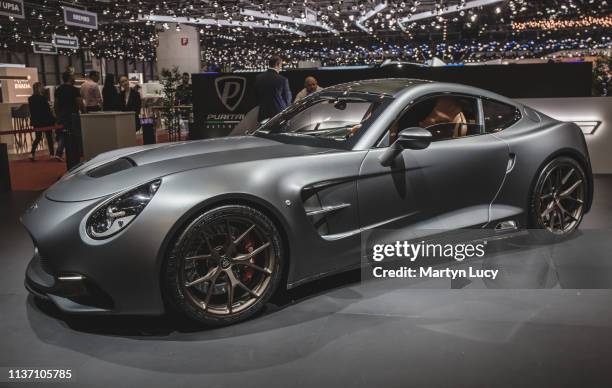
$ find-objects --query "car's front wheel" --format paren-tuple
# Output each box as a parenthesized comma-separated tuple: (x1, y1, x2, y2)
(529, 156, 587, 236)
(163, 204, 284, 326)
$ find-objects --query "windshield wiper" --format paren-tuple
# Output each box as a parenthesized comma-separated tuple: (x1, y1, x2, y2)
(298, 126, 354, 138)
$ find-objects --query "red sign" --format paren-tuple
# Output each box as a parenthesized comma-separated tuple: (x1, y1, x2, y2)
(180, 37, 189, 46)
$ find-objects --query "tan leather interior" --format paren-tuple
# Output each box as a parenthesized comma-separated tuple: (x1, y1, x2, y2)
(452, 112, 468, 138)
(385, 96, 474, 145)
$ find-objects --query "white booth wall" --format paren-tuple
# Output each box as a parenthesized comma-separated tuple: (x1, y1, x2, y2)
(519, 97, 612, 174)
(156, 25, 201, 76)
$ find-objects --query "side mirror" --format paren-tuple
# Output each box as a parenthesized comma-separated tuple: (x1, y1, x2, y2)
(378, 127, 432, 167)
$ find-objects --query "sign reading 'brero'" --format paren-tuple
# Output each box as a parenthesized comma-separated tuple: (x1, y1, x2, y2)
(0, 0, 25, 19)
(63, 6, 98, 29)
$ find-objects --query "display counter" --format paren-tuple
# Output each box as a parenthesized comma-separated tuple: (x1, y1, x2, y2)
(80, 111, 136, 160)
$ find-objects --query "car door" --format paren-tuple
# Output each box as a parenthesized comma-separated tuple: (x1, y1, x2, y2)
(357, 94, 509, 244)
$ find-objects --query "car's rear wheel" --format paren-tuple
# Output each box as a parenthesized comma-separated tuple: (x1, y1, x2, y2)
(529, 156, 587, 236)
(163, 205, 283, 326)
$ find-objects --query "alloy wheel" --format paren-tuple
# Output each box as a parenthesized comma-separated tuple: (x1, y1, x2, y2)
(178, 216, 276, 316)
(535, 162, 585, 234)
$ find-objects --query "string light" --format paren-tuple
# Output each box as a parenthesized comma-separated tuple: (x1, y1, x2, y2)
(201, 36, 610, 70)
(512, 16, 612, 31)
(0, 0, 607, 64)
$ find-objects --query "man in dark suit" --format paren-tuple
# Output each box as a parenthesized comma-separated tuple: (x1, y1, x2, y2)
(255, 55, 292, 122)
(118, 76, 142, 131)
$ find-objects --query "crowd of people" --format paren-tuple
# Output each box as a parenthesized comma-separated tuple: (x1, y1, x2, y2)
(27, 57, 320, 162)
(27, 70, 142, 162)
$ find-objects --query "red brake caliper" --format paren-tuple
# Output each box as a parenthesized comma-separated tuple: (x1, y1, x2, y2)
(240, 238, 255, 283)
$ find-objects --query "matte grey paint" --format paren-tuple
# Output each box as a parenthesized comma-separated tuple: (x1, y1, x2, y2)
(22, 79, 593, 315)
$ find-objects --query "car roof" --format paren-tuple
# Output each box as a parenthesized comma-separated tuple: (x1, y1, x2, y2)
(324, 78, 432, 97)
(323, 78, 521, 108)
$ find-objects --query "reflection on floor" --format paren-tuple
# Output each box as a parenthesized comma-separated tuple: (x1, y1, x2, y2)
(9, 154, 67, 191)
(1, 176, 612, 387)
(7, 130, 174, 191)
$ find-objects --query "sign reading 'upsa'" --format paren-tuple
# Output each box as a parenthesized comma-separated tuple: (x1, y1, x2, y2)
(0, 0, 25, 19)
(63, 6, 98, 29)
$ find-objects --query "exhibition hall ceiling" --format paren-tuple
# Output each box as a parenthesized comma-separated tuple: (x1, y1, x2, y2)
(0, 1, 609, 65)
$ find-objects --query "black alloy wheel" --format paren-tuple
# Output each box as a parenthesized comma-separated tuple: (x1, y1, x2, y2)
(530, 156, 587, 235)
(164, 205, 283, 326)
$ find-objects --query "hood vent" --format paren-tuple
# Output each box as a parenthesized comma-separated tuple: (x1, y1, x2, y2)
(87, 158, 136, 178)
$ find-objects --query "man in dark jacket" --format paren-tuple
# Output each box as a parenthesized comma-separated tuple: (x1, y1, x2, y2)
(255, 55, 292, 122)
(118, 76, 142, 131)
(28, 82, 56, 160)
(54, 71, 83, 161)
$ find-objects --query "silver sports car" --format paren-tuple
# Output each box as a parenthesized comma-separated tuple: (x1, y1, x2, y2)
(23, 79, 593, 326)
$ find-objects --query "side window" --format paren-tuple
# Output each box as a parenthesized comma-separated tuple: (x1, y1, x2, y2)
(482, 99, 521, 133)
(381, 95, 482, 146)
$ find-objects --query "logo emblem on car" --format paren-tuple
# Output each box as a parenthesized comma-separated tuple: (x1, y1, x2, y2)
(220, 257, 231, 269)
(215, 76, 246, 112)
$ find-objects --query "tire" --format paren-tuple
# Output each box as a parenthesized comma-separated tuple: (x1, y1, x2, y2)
(163, 204, 284, 326)
(528, 156, 587, 237)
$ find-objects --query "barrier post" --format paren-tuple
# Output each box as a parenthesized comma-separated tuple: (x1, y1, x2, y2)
(142, 119, 156, 144)
(0, 143, 11, 192)
(65, 114, 81, 170)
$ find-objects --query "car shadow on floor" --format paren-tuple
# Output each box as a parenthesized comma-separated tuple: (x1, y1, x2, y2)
(29, 268, 363, 338)
(27, 228, 612, 340)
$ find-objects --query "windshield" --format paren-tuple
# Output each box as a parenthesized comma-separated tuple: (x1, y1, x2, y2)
(255, 96, 381, 143)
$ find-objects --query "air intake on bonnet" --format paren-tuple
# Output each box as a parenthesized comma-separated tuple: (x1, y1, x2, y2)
(87, 158, 136, 178)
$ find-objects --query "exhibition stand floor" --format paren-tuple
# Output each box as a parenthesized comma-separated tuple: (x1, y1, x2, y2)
(1, 177, 612, 387)
(8, 156, 67, 191)
(6, 130, 173, 191)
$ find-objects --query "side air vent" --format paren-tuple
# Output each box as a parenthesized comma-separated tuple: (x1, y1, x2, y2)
(306, 203, 352, 217)
(302, 178, 358, 238)
(87, 158, 136, 178)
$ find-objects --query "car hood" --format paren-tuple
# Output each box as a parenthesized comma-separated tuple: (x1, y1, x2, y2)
(45, 136, 335, 202)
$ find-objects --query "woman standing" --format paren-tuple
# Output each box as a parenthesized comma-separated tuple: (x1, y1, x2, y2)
(102, 74, 120, 111)
(28, 82, 55, 161)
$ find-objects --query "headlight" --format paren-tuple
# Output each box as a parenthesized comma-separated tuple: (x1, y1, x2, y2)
(86, 180, 161, 239)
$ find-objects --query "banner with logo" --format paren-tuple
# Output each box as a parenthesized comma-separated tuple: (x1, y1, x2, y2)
(0, 0, 24, 19)
(63, 6, 98, 29)
(193, 73, 258, 138)
(0, 67, 37, 103)
(33, 42, 58, 55)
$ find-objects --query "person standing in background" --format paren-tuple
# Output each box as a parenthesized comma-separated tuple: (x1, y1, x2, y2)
(294, 76, 323, 102)
(80, 71, 103, 113)
(28, 82, 55, 161)
(176, 72, 193, 105)
(54, 71, 83, 161)
(255, 55, 292, 122)
(118, 76, 142, 131)
(102, 74, 120, 111)
(176, 72, 193, 127)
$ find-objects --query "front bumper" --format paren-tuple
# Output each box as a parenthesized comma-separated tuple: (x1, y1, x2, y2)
(25, 249, 114, 313)
(20, 189, 178, 316)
